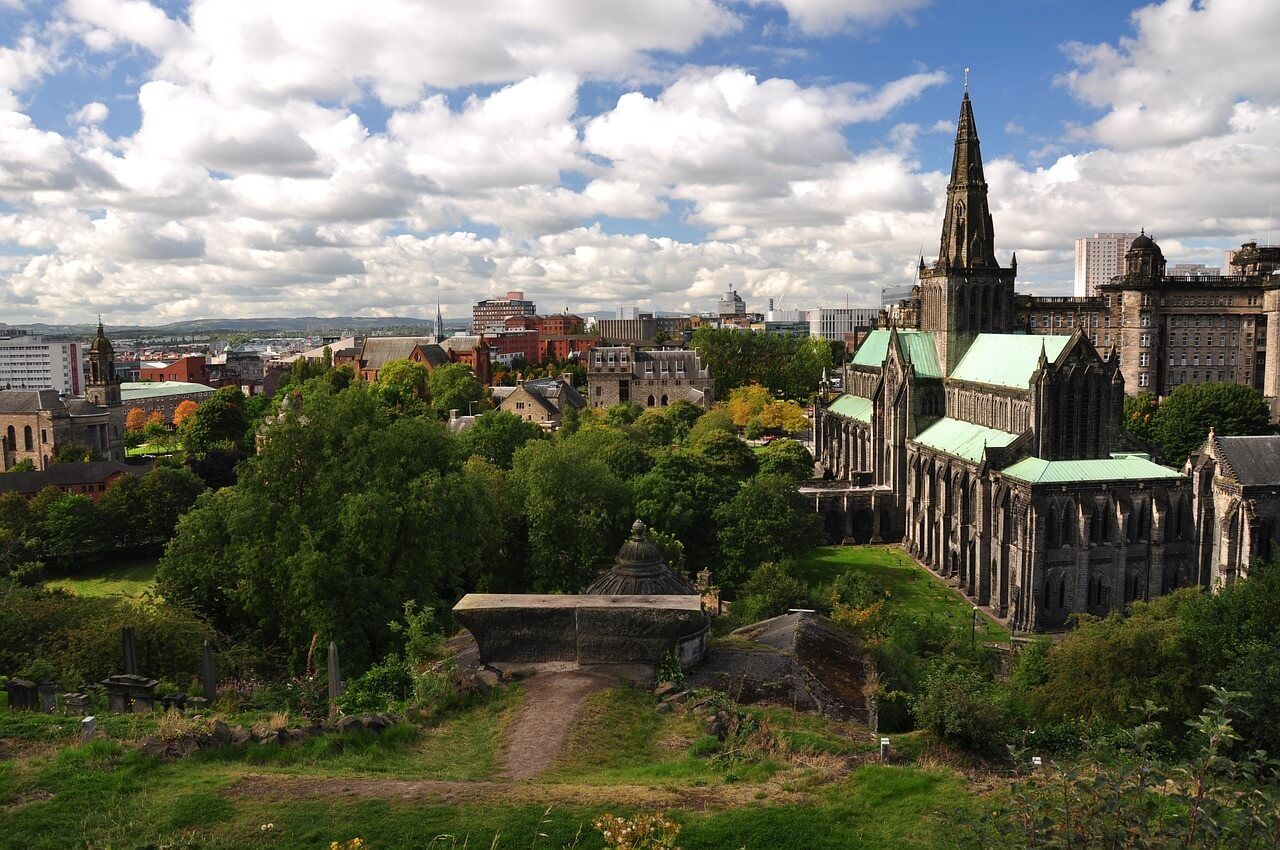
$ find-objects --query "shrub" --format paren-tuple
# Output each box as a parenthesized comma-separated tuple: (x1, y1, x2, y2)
(733, 561, 807, 623)
(743, 418, 764, 440)
(337, 654, 412, 714)
(912, 657, 1014, 756)
(594, 813, 682, 850)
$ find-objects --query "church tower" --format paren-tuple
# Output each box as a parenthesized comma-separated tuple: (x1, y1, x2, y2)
(85, 319, 122, 407)
(917, 85, 1017, 375)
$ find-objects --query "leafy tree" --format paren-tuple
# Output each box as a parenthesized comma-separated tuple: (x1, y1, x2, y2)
(632, 410, 677, 447)
(184, 386, 251, 456)
(663, 400, 704, 443)
(428, 363, 487, 419)
(604, 401, 643, 428)
(714, 473, 823, 589)
(912, 656, 1012, 756)
(4, 459, 35, 474)
(456, 410, 544, 468)
(1123, 392, 1158, 444)
(39, 493, 105, 568)
(727, 384, 772, 427)
(173, 399, 199, 427)
(509, 438, 630, 593)
(630, 449, 737, 568)
(743, 418, 764, 440)
(374, 359, 430, 413)
(759, 400, 809, 434)
(734, 561, 808, 622)
(687, 405, 735, 443)
(142, 418, 168, 444)
(692, 327, 832, 399)
(756, 438, 814, 481)
(52, 444, 94, 464)
(690, 429, 756, 479)
(125, 407, 148, 433)
(1153, 382, 1271, 465)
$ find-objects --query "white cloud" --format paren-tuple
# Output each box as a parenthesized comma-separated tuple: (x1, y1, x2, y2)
(70, 101, 109, 126)
(752, 0, 930, 34)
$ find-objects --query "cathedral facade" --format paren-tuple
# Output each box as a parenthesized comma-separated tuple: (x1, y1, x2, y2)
(816, 90, 1196, 632)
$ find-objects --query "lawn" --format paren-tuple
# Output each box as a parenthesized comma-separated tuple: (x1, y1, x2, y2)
(45, 554, 160, 601)
(798, 545, 1010, 643)
(125, 442, 183, 457)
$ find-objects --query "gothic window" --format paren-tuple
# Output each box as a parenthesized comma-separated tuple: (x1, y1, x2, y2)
(1046, 507, 1060, 548)
(23, 426, 32, 452)
(660, 395, 668, 406)
(1057, 577, 1067, 610)
(4, 425, 12, 451)
(646, 395, 655, 407)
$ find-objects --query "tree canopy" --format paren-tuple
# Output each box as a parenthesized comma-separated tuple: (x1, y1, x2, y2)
(1152, 382, 1271, 464)
(691, 327, 833, 400)
(428, 363, 487, 419)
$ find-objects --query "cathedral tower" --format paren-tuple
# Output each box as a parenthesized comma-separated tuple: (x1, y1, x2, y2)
(85, 319, 122, 407)
(917, 86, 1017, 375)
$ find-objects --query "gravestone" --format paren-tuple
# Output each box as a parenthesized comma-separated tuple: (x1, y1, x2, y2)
(37, 682, 57, 713)
(160, 693, 187, 711)
(4, 678, 36, 711)
(63, 693, 90, 716)
(327, 642, 342, 713)
(201, 641, 217, 703)
(80, 716, 96, 743)
(101, 674, 158, 713)
(122, 626, 138, 675)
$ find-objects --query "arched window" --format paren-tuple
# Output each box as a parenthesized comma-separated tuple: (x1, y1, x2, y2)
(23, 425, 32, 451)
(1046, 507, 1060, 548)
(1057, 577, 1067, 610)
(646, 395, 655, 407)
(1060, 506, 1073, 547)
(1092, 504, 1107, 545)
(660, 394, 668, 407)
(4, 424, 12, 451)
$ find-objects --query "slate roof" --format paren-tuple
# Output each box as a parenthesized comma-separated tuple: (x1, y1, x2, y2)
(0, 461, 146, 495)
(495, 378, 587, 415)
(1000, 453, 1182, 484)
(0, 389, 64, 414)
(911, 417, 1018, 462)
(950, 334, 1072, 389)
(850, 330, 940, 378)
(121, 382, 215, 400)
(358, 337, 437, 371)
(827, 394, 872, 424)
(1213, 435, 1280, 487)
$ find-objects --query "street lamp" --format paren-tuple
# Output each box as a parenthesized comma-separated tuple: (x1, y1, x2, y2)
(971, 604, 979, 646)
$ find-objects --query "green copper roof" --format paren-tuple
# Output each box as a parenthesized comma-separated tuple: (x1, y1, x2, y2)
(911, 417, 1018, 462)
(827, 394, 872, 423)
(950, 334, 1072, 389)
(850, 329, 940, 378)
(1000, 453, 1183, 484)
(121, 381, 216, 400)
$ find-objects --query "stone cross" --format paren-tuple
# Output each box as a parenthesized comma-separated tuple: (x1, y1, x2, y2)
(327, 641, 342, 712)
(80, 716, 96, 743)
(201, 640, 217, 703)
(122, 627, 138, 676)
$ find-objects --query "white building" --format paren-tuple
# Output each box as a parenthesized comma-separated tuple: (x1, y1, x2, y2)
(1074, 232, 1139, 297)
(804, 308, 878, 342)
(0, 334, 83, 395)
(1168, 263, 1222, 278)
(716, 290, 746, 316)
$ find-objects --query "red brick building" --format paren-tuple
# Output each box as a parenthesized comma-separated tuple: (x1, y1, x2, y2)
(541, 334, 599, 362)
(0, 460, 148, 502)
(140, 355, 208, 384)
(539, 313, 585, 336)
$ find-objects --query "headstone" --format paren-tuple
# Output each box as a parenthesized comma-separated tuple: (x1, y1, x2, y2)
(160, 693, 187, 711)
(201, 640, 217, 703)
(4, 679, 37, 711)
(80, 715, 96, 743)
(1031, 755, 1043, 770)
(122, 627, 138, 676)
(880, 737, 891, 763)
(326, 641, 342, 712)
(62, 692, 90, 716)
(101, 674, 158, 714)
(37, 683, 57, 713)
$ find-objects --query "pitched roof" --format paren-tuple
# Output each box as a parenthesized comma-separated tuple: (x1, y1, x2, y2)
(827, 394, 872, 424)
(0, 389, 65, 414)
(911, 417, 1018, 462)
(359, 337, 436, 371)
(496, 378, 587, 414)
(950, 334, 1072, 389)
(1000, 453, 1182, 484)
(0, 461, 146, 495)
(850, 329, 940, 378)
(121, 382, 215, 400)
(1212, 435, 1280, 487)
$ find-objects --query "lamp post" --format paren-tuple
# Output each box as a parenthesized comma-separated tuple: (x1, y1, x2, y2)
(971, 604, 979, 646)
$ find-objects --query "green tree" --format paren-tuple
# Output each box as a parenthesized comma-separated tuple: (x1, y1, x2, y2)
(456, 410, 544, 468)
(428, 363, 487, 419)
(686, 405, 735, 443)
(184, 385, 251, 456)
(510, 439, 630, 592)
(713, 473, 823, 589)
(756, 439, 814, 481)
(604, 401, 643, 428)
(52, 444, 95, 464)
(1152, 382, 1271, 465)
(39, 494, 105, 569)
(630, 449, 737, 568)
(4, 459, 35, 474)
(690, 429, 756, 478)
(912, 656, 1012, 756)
(734, 561, 808, 622)
(374, 359, 430, 413)
(1123, 392, 1159, 444)
(632, 410, 677, 447)
(692, 327, 833, 399)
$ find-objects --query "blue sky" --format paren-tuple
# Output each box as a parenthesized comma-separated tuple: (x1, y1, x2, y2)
(0, 1, 1275, 322)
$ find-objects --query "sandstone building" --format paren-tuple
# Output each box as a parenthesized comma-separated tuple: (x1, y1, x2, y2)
(492, 377, 586, 428)
(585, 346, 714, 409)
(816, 89, 1197, 633)
(1186, 432, 1280, 587)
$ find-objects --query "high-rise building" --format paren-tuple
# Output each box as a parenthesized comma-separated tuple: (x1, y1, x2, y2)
(472, 291, 536, 334)
(805, 308, 878, 342)
(0, 334, 83, 395)
(1074, 232, 1139, 297)
(716, 290, 746, 316)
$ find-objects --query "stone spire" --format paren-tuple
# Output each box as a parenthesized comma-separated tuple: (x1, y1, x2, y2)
(937, 89, 997, 270)
(435, 301, 445, 344)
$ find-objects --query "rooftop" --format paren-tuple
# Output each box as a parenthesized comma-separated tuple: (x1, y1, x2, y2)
(850, 329, 940, 378)
(453, 593, 702, 612)
(121, 381, 215, 400)
(911, 417, 1019, 463)
(1210, 434, 1280, 487)
(827, 394, 872, 424)
(1000, 453, 1182, 484)
(950, 333, 1072, 390)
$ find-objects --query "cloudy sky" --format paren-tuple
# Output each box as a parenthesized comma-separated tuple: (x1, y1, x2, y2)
(0, 0, 1276, 324)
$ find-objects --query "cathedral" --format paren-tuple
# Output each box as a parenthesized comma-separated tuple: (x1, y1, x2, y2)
(815, 89, 1196, 632)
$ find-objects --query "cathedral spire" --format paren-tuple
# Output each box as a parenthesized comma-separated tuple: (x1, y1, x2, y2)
(435, 301, 445, 343)
(937, 85, 997, 270)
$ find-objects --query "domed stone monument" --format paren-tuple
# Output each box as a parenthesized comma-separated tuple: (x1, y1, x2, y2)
(584, 520, 696, 596)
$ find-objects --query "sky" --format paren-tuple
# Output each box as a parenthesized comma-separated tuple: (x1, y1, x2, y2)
(0, 0, 1277, 324)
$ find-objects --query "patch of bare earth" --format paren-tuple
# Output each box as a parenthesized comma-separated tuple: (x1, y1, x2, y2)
(500, 671, 618, 781)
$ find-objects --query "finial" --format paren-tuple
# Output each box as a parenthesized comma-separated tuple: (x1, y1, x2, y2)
(963, 67, 970, 93)
(630, 519, 646, 539)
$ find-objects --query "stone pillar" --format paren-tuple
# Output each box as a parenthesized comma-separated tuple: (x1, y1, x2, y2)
(1263, 290, 1280, 400)
(201, 641, 217, 703)
(327, 642, 342, 713)
(122, 627, 138, 676)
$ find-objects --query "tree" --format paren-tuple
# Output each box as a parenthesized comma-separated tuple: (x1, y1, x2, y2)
(727, 384, 772, 427)
(4, 459, 35, 474)
(690, 429, 756, 479)
(631, 449, 738, 568)
(1153, 382, 1271, 465)
(758, 400, 809, 434)
(756, 439, 813, 481)
(428, 363, 487, 419)
(604, 401, 643, 428)
(184, 386, 251, 456)
(125, 407, 148, 433)
(142, 417, 168, 444)
(1123, 392, 1158, 444)
(173, 399, 199, 427)
(692, 327, 833, 400)
(374, 359, 430, 413)
(457, 410, 544, 468)
(734, 561, 808, 622)
(632, 410, 677, 447)
(714, 473, 824, 589)
(912, 657, 1012, 756)
(52, 444, 94, 464)
(687, 405, 735, 443)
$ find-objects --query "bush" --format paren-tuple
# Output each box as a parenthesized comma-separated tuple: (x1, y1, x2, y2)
(733, 561, 807, 623)
(912, 657, 1014, 756)
(743, 418, 764, 440)
(338, 654, 413, 714)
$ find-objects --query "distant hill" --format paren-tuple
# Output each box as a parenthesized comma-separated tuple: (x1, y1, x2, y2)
(0, 316, 442, 337)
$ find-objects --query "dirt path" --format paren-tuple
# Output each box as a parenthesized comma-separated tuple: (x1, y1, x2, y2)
(501, 670, 617, 780)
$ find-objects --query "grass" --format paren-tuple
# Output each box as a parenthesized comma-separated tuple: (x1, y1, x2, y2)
(799, 545, 1010, 643)
(125, 441, 183, 457)
(44, 554, 159, 601)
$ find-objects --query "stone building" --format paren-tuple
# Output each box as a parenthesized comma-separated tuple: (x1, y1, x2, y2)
(1186, 432, 1280, 586)
(492, 377, 586, 428)
(0, 390, 121, 470)
(816, 89, 1195, 633)
(585, 346, 714, 409)
(1015, 236, 1280, 410)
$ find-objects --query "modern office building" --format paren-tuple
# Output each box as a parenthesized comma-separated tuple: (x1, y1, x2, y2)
(1074, 232, 1139, 297)
(0, 334, 83, 395)
(472, 291, 537, 334)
